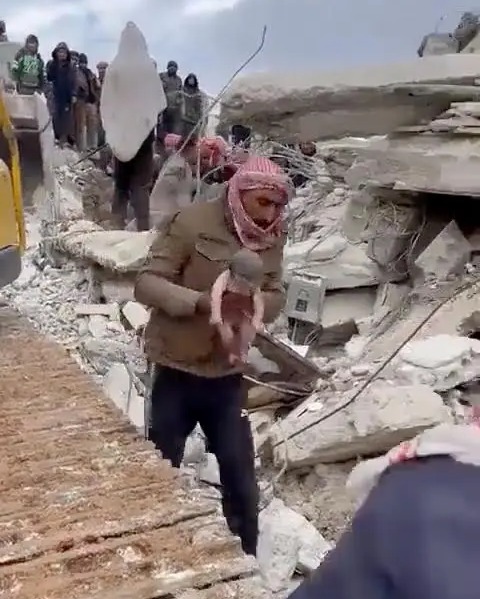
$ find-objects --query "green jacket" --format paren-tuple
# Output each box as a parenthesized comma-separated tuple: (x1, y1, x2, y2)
(11, 48, 45, 92)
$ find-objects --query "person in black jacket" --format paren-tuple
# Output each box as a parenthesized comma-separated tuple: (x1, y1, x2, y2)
(46, 42, 76, 146)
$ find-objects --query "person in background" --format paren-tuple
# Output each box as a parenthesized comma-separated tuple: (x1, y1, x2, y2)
(70, 50, 79, 68)
(149, 133, 198, 228)
(74, 53, 100, 151)
(96, 61, 109, 167)
(11, 34, 45, 95)
(112, 129, 155, 231)
(135, 155, 292, 556)
(47, 42, 76, 147)
(96, 61, 108, 86)
(181, 73, 203, 139)
(0, 21, 8, 42)
(159, 60, 182, 135)
(231, 124, 251, 149)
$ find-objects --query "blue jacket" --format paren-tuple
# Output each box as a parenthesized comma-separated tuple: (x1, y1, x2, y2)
(289, 456, 480, 599)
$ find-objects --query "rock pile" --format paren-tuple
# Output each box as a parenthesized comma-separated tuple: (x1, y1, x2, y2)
(8, 50, 480, 591)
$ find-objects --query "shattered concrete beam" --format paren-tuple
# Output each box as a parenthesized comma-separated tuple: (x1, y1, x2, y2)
(346, 146, 480, 197)
(220, 54, 480, 142)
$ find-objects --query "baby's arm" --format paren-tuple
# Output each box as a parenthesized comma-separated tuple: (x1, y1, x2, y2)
(251, 287, 264, 331)
(209, 269, 230, 325)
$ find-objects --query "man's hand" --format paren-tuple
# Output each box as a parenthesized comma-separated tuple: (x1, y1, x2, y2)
(195, 292, 211, 314)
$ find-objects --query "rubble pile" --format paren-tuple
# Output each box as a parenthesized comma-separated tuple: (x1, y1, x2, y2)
(6, 49, 480, 591)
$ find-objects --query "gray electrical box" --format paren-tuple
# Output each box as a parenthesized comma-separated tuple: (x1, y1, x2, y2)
(285, 276, 326, 324)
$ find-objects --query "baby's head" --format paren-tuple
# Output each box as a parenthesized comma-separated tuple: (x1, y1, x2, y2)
(230, 248, 263, 292)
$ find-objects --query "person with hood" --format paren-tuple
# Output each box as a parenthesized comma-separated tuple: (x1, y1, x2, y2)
(47, 42, 76, 146)
(159, 60, 182, 135)
(181, 73, 203, 139)
(11, 34, 45, 95)
(135, 155, 292, 556)
(0, 21, 7, 42)
(74, 53, 100, 151)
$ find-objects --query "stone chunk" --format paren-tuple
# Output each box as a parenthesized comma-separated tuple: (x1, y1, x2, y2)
(412, 220, 472, 284)
(257, 499, 331, 591)
(198, 453, 221, 486)
(122, 301, 149, 331)
(100, 22, 166, 161)
(285, 234, 380, 290)
(103, 363, 144, 428)
(394, 334, 480, 391)
(75, 303, 119, 319)
(270, 382, 452, 467)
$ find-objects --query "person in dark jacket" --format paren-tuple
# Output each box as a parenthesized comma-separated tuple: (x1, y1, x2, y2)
(47, 42, 76, 146)
(11, 34, 44, 95)
(289, 454, 480, 599)
(159, 60, 182, 135)
(112, 129, 155, 231)
(181, 73, 203, 139)
(74, 53, 100, 151)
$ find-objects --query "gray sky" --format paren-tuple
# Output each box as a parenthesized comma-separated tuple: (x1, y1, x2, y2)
(3, 0, 470, 92)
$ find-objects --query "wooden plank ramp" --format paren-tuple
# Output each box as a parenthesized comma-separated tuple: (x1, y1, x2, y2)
(0, 307, 257, 598)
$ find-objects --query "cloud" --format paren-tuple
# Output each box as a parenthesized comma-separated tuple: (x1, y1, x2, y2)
(1, 0, 469, 94)
(182, 0, 245, 17)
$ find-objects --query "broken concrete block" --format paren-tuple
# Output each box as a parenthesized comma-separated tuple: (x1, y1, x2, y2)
(75, 303, 119, 319)
(198, 453, 221, 486)
(257, 499, 330, 591)
(285, 234, 381, 290)
(103, 363, 144, 428)
(100, 22, 166, 161)
(122, 300, 149, 331)
(87, 314, 108, 338)
(100, 279, 135, 303)
(321, 287, 376, 329)
(80, 338, 130, 374)
(411, 220, 472, 284)
(394, 334, 480, 391)
(270, 382, 452, 467)
(183, 426, 206, 465)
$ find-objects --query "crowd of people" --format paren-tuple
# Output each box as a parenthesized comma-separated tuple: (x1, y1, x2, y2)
(1, 22, 206, 154)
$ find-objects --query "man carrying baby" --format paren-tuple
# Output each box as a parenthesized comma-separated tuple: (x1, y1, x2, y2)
(135, 155, 292, 556)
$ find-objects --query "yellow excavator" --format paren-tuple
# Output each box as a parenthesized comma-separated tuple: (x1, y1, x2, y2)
(0, 87, 25, 287)
(0, 40, 53, 287)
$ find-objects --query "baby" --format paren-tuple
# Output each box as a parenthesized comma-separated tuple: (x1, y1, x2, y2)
(210, 248, 264, 365)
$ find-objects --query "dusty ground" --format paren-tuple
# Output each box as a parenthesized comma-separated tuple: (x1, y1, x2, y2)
(0, 307, 255, 599)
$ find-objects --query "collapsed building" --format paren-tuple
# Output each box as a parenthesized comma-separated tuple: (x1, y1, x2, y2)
(6, 47, 480, 593)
